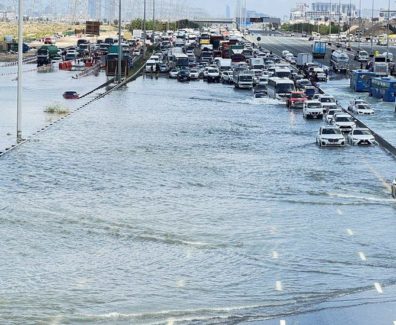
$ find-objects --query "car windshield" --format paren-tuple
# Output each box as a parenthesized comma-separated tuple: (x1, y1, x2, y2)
(292, 93, 305, 98)
(276, 84, 294, 93)
(321, 97, 335, 103)
(308, 103, 322, 108)
(322, 128, 340, 134)
(357, 104, 369, 109)
(336, 116, 352, 122)
(328, 110, 340, 115)
(208, 69, 218, 73)
(240, 76, 253, 81)
(353, 129, 371, 135)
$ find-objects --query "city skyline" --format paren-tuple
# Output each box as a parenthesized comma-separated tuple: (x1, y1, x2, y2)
(1, 0, 396, 20)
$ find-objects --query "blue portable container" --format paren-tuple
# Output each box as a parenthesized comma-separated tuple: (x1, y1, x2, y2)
(369, 77, 396, 102)
(350, 69, 376, 92)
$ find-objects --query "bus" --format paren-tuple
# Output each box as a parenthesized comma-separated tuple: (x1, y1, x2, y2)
(267, 77, 295, 100)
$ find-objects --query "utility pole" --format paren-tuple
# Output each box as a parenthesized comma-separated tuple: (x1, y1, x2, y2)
(143, 0, 147, 57)
(338, 0, 341, 41)
(117, 0, 122, 83)
(329, 0, 332, 37)
(371, 0, 374, 53)
(152, 0, 155, 43)
(17, 0, 23, 142)
(386, 0, 391, 61)
(358, 0, 362, 50)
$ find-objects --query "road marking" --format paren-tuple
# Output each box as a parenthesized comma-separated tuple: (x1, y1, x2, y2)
(346, 228, 354, 236)
(336, 208, 343, 215)
(363, 159, 392, 192)
(358, 252, 367, 261)
(272, 251, 279, 259)
(280, 320, 286, 325)
(374, 282, 383, 293)
(276, 281, 283, 291)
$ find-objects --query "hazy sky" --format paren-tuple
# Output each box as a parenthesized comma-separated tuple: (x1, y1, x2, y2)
(189, 0, 394, 18)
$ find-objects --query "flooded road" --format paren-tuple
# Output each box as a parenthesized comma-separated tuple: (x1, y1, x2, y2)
(0, 72, 396, 324)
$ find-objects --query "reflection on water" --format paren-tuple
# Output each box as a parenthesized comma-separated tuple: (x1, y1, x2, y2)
(0, 74, 395, 324)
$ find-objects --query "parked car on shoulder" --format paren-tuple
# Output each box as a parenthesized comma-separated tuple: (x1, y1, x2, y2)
(349, 103, 374, 115)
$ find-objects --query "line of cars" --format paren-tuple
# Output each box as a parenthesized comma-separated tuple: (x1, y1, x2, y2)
(265, 48, 377, 148)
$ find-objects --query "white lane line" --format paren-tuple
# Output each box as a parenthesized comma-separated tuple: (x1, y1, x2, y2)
(358, 252, 367, 261)
(275, 281, 283, 291)
(272, 251, 279, 259)
(374, 282, 383, 294)
(280, 320, 286, 325)
(336, 208, 343, 215)
(347, 228, 354, 236)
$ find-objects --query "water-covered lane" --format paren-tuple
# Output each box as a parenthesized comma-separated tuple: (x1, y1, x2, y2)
(0, 76, 395, 324)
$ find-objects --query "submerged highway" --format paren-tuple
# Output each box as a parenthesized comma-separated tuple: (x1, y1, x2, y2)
(0, 35, 395, 325)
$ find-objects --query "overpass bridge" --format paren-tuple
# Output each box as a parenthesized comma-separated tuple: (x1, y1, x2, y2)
(191, 18, 235, 25)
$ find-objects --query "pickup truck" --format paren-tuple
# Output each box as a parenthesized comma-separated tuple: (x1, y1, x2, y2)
(286, 91, 307, 108)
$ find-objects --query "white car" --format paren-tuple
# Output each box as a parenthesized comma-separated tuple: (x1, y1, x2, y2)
(206, 67, 220, 82)
(282, 50, 291, 58)
(348, 98, 367, 110)
(221, 71, 233, 84)
(169, 68, 179, 78)
(258, 75, 269, 85)
(347, 128, 376, 145)
(303, 100, 323, 119)
(189, 69, 200, 80)
(316, 126, 346, 147)
(349, 103, 374, 115)
(313, 94, 337, 113)
(331, 113, 356, 133)
(324, 108, 343, 124)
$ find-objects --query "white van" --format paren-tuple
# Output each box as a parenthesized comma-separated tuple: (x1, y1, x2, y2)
(145, 59, 157, 72)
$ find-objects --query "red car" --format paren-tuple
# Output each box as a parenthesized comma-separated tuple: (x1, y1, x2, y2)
(63, 91, 79, 99)
(286, 91, 307, 108)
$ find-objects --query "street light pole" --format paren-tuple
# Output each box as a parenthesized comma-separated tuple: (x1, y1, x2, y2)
(17, 0, 23, 142)
(329, 0, 332, 37)
(117, 0, 122, 83)
(152, 0, 155, 43)
(371, 0, 374, 53)
(143, 0, 146, 57)
(386, 0, 391, 61)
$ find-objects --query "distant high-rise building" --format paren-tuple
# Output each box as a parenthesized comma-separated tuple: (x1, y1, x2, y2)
(88, 0, 101, 20)
(226, 4, 231, 18)
(105, 0, 116, 22)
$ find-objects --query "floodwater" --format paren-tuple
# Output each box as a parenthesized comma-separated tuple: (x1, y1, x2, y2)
(0, 69, 396, 324)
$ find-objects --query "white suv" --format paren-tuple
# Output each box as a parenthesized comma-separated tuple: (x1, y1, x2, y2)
(303, 100, 323, 119)
(331, 113, 356, 133)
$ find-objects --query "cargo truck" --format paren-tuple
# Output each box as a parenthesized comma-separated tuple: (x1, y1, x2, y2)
(312, 41, 326, 59)
(296, 53, 313, 67)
